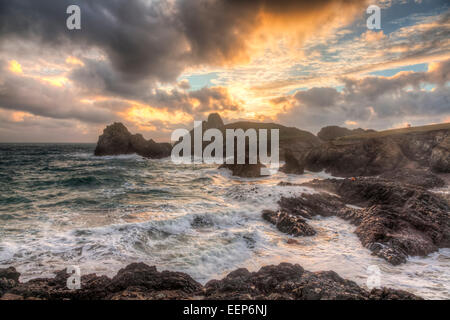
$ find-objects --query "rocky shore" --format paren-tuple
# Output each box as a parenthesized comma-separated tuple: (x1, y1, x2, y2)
(265, 177, 450, 265)
(49, 116, 447, 300)
(0, 262, 421, 300)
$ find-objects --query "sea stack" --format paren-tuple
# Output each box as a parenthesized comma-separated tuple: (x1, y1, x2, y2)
(94, 122, 172, 158)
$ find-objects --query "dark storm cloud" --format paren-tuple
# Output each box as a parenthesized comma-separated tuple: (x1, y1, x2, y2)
(0, 0, 366, 85)
(294, 87, 341, 108)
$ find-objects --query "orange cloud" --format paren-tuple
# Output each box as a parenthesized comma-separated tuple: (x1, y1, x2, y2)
(11, 111, 33, 122)
(121, 103, 192, 131)
(361, 30, 386, 42)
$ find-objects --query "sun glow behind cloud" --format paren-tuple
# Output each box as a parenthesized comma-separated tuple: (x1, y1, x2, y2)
(8, 60, 23, 74)
(0, 0, 449, 142)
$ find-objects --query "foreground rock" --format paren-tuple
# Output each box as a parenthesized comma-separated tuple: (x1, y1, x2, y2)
(204, 263, 420, 300)
(0, 267, 20, 297)
(262, 210, 316, 236)
(273, 177, 450, 265)
(0, 263, 421, 300)
(94, 122, 172, 158)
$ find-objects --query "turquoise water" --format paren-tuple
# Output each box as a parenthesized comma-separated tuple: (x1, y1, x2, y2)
(0, 144, 449, 299)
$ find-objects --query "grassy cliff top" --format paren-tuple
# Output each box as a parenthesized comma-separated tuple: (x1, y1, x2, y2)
(335, 122, 450, 143)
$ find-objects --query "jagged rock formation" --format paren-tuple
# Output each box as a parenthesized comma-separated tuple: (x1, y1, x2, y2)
(205, 113, 224, 129)
(0, 267, 20, 297)
(0, 262, 421, 300)
(300, 123, 450, 177)
(272, 177, 450, 265)
(279, 150, 304, 174)
(431, 135, 450, 172)
(175, 113, 320, 177)
(94, 122, 172, 158)
(262, 210, 316, 236)
(317, 125, 376, 141)
(379, 168, 445, 189)
(219, 161, 267, 178)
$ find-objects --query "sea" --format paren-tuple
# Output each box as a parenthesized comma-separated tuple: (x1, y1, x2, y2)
(0, 143, 449, 299)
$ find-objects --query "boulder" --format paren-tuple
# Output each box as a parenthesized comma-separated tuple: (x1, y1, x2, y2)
(262, 210, 316, 236)
(219, 161, 267, 178)
(0, 267, 20, 296)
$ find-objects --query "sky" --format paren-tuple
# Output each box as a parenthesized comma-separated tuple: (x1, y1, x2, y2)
(0, 0, 449, 142)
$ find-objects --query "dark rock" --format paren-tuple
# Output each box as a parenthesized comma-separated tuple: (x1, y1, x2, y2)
(262, 210, 316, 236)
(304, 123, 450, 177)
(369, 287, 422, 300)
(280, 150, 304, 174)
(0, 267, 20, 296)
(107, 263, 202, 295)
(219, 161, 267, 178)
(0, 267, 20, 282)
(205, 113, 224, 129)
(1, 262, 422, 300)
(286, 177, 450, 264)
(94, 122, 172, 158)
(304, 137, 409, 176)
(317, 125, 375, 141)
(191, 215, 214, 228)
(204, 263, 422, 300)
(379, 168, 445, 188)
(431, 136, 450, 172)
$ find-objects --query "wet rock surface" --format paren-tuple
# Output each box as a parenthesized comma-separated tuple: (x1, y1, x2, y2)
(203, 263, 420, 300)
(273, 177, 450, 265)
(0, 267, 20, 297)
(262, 210, 316, 236)
(0, 263, 421, 300)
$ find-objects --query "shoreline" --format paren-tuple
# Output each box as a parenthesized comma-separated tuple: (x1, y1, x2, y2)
(0, 262, 422, 300)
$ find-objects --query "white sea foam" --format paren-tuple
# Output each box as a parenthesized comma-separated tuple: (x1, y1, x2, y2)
(0, 155, 449, 299)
